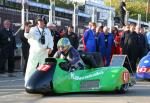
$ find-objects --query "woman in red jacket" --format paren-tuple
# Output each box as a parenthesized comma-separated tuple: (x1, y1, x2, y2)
(112, 27, 122, 54)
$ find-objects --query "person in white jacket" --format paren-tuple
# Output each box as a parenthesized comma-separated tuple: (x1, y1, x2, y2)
(24, 17, 53, 84)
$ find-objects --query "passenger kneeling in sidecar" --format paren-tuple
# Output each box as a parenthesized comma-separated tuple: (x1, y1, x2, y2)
(54, 38, 85, 71)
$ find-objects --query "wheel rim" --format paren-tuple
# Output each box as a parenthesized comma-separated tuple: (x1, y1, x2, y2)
(122, 83, 129, 91)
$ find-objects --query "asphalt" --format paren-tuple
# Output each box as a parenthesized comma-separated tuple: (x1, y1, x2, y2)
(0, 72, 150, 103)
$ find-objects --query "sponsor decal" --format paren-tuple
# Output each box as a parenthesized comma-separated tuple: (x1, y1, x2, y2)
(122, 72, 129, 83)
(37, 64, 51, 72)
(71, 71, 104, 80)
(147, 69, 150, 73)
(138, 67, 147, 73)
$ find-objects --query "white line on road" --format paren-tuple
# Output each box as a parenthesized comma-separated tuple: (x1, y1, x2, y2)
(0, 84, 24, 88)
(0, 79, 24, 83)
(0, 89, 25, 91)
(134, 85, 150, 87)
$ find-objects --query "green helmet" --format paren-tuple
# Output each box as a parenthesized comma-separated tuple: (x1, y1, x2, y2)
(57, 38, 71, 50)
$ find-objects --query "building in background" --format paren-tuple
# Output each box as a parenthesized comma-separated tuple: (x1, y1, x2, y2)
(0, 0, 115, 29)
(85, 0, 115, 26)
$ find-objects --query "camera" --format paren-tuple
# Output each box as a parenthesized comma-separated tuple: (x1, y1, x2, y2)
(39, 35, 45, 45)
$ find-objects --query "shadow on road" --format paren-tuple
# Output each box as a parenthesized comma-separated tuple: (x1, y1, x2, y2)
(40, 88, 150, 98)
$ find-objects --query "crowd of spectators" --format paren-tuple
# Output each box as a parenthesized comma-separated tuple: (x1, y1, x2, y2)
(0, 17, 150, 78)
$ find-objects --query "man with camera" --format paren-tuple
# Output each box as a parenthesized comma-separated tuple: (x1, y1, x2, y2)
(24, 16, 53, 83)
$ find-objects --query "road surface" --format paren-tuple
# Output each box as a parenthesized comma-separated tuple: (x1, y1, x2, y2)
(0, 72, 150, 103)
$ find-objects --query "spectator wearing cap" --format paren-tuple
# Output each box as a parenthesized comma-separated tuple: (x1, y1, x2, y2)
(24, 16, 54, 84)
(47, 22, 60, 56)
(64, 25, 79, 49)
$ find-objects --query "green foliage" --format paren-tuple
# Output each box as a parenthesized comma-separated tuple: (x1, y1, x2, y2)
(55, 0, 73, 9)
(127, 1, 147, 21)
(105, 0, 150, 22)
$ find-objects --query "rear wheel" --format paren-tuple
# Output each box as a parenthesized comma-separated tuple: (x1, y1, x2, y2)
(118, 83, 129, 94)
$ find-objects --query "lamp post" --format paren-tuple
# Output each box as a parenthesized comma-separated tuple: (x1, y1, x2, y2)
(69, 0, 85, 33)
(146, 0, 150, 22)
(21, 0, 28, 71)
(49, 0, 55, 24)
(21, 0, 29, 24)
(138, 14, 141, 27)
(73, 3, 78, 33)
(108, 0, 112, 32)
(91, 7, 97, 23)
(25, 0, 29, 22)
(21, 0, 26, 26)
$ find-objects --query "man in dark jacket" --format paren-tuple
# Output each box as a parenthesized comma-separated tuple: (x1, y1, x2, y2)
(47, 23, 60, 56)
(119, 0, 128, 26)
(18, 21, 32, 75)
(64, 25, 79, 49)
(121, 24, 139, 72)
(0, 20, 16, 76)
(121, 25, 131, 54)
(135, 26, 147, 60)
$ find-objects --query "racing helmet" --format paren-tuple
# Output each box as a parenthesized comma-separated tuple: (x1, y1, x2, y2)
(57, 38, 71, 51)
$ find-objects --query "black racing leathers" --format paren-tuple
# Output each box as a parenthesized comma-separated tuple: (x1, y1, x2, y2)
(54, 47, 85, 71)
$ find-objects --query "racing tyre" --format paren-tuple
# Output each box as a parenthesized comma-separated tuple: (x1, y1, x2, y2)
(118, 83, 129, 94)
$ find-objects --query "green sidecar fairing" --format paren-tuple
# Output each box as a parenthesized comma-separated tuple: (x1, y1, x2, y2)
(25, 57, 132, 94)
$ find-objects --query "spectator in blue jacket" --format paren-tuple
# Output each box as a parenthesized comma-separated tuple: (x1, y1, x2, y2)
(98, 26, 114, 66)
(83, 22, 96, 52)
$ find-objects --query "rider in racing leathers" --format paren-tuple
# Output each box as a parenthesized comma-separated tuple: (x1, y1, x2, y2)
(54, 38, 85, 71)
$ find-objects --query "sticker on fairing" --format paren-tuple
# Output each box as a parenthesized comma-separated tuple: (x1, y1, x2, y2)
(122, 72, 129, 83)
(138, 67, 147, 73)
(37, 64, 51, 72)
(71, 71, 104, 80)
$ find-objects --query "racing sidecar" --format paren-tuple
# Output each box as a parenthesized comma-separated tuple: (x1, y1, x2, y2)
(136, 52, 150, 79)
(25, 53, 133, 94)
